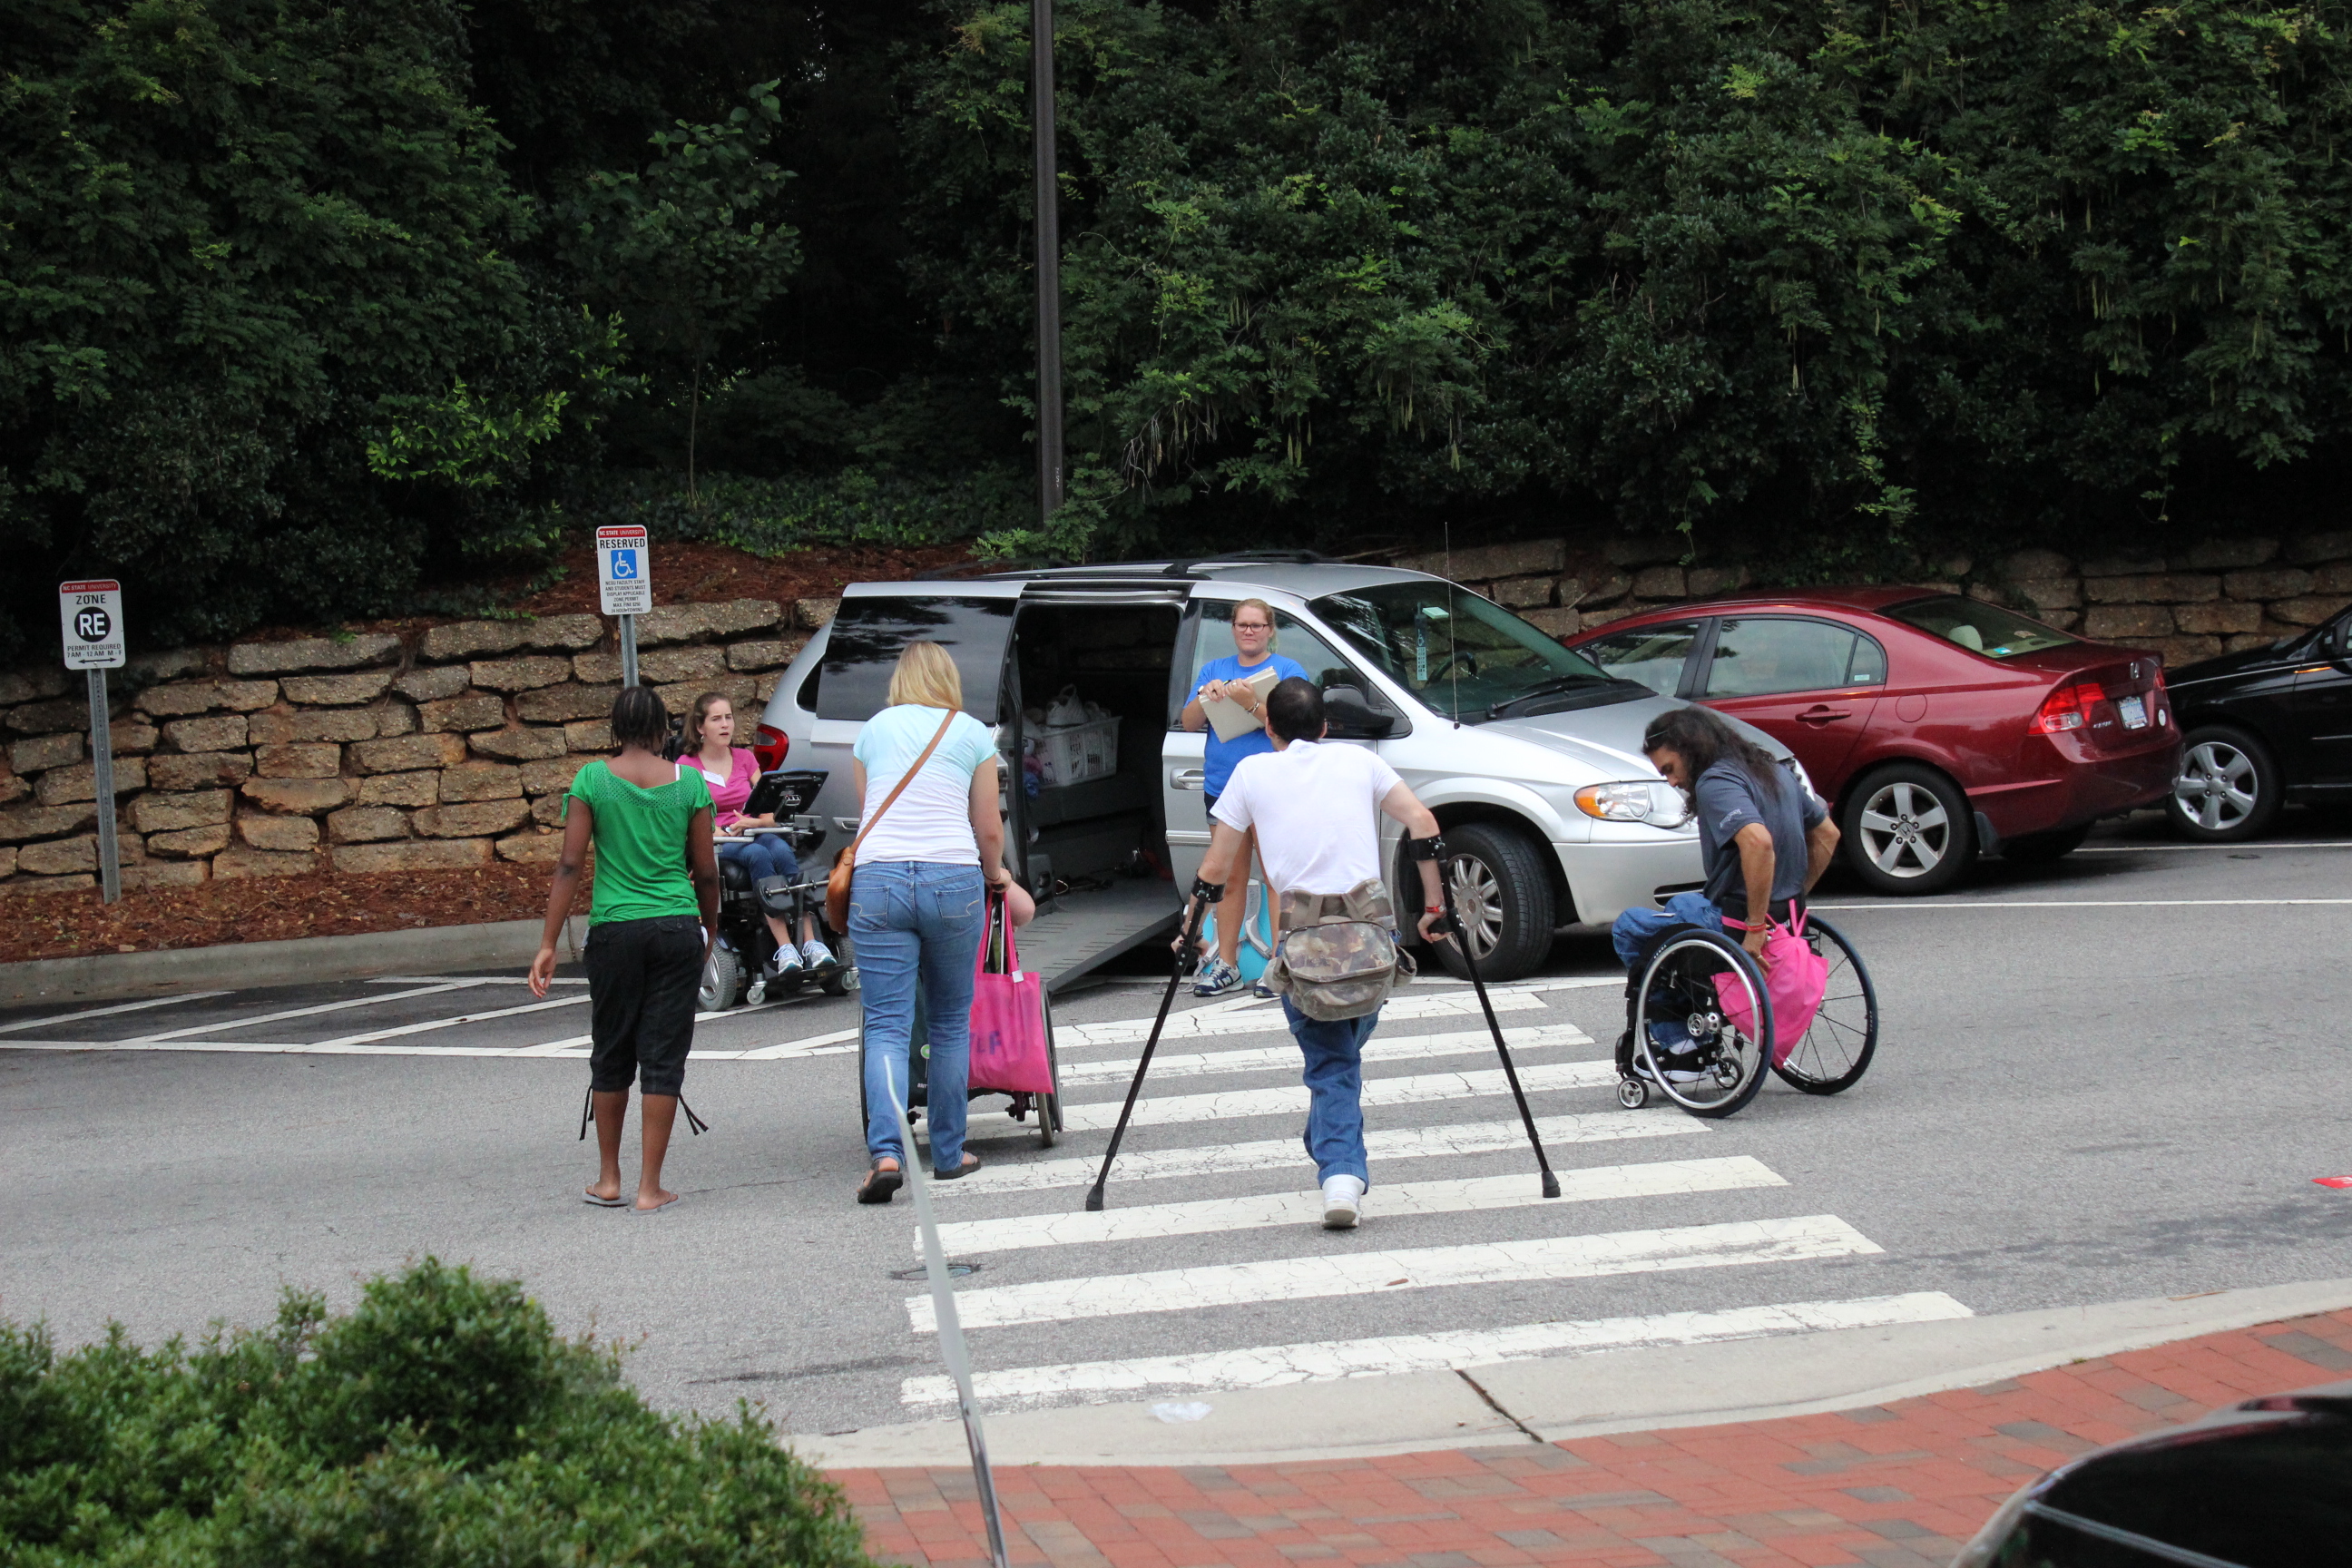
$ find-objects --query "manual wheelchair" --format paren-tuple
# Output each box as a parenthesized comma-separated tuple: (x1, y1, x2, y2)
(1612, 907, 1878, 1118)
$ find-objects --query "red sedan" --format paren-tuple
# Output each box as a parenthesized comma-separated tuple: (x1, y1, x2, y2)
(1567, 589, 2183, 894)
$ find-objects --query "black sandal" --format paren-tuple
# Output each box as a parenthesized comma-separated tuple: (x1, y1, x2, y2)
(857, 1159, 904, 1205)
(932, 1153, 982, 1181)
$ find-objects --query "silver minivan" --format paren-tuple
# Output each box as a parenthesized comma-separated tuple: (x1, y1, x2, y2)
(759, 554, 1791, 984)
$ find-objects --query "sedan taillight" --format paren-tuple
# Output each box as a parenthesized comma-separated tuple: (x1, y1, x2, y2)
(2029, 681, 2108, 735)
(753, 724, 789, 772)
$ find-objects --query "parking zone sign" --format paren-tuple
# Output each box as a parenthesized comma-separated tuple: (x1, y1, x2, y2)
(596, 525, 652, 616)
(60, 580, 124, 670)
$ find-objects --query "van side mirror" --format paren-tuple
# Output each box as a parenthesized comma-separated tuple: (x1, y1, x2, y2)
(1322, 683, 1396, 740)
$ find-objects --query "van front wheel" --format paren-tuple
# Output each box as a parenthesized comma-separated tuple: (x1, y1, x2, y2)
(1430, 823, 1554, 982)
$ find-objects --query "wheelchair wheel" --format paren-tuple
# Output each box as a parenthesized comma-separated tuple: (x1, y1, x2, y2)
(1632, 929, 1772, 1118)
(699, 946, 742, 1013)
(1035, 990, 1062, 1149)
(1772, 914, 1878, 1094)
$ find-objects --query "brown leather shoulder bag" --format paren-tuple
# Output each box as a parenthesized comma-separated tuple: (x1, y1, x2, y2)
(825, 709, 957, 931)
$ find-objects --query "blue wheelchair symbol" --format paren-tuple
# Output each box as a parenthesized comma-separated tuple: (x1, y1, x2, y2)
(609, 548, 639, 581)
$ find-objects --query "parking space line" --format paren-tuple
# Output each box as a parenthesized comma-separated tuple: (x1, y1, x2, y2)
(116, 982, 479, 1042)
(0, 991, 232, 1036)
(1814, 897, 2352, 910)
(2077, 841, 2352, 853)
(310, 995, 591, 1046)
(369, 975, 591, 985)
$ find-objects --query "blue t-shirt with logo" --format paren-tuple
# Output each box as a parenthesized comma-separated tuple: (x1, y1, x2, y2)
(1194, 652, 1308, 796)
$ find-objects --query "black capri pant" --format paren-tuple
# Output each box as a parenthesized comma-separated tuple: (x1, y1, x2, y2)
(584, 915, 703, 1096)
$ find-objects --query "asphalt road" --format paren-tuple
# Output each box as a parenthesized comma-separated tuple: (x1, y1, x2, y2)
(3, 808, 2348, 1441)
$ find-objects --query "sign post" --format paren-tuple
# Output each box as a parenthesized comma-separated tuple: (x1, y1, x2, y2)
(595, 525, 652, 687)
(59, 580, 125, 904)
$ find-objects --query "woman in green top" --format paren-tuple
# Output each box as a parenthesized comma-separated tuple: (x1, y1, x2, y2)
(530, 686, 720, 1213)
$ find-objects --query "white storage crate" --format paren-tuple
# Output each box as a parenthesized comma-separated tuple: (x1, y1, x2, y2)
(1033, 716, 1122, 789)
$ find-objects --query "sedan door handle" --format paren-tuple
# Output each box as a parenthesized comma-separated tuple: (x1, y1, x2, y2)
(1170, 767, 1206, 790)
(1795, 706, 1853, 726)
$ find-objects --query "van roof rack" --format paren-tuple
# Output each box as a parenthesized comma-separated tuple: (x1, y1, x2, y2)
(1158, 549, 1330, 576)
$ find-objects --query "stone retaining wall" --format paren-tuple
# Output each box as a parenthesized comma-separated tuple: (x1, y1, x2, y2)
(9, 526, 2347, 898)
(1393, 530, 2352, 670)
(0, 598, 843, 897)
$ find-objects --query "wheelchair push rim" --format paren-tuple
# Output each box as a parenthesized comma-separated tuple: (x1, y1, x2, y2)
(1632, 929, 1773, 1118)
(1770, 913, 1878, 1094)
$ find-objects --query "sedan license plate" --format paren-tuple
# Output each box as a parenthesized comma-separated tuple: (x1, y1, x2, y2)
(2118, 694, 2148, 729)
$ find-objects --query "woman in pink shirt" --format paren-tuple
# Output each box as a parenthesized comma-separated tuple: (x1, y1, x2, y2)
(683, 692, 833, 981)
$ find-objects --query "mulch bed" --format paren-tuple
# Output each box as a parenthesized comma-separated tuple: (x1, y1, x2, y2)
(237, 538, 982, 644)
(0, 864, 584, 966)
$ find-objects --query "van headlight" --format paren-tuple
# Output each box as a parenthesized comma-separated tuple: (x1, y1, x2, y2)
(1573, 781, 1688, 826)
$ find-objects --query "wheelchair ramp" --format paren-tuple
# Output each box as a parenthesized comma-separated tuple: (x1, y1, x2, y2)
(1020, 878, 1181, 993)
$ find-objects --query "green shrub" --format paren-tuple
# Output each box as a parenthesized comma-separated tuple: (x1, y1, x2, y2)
(0, 1259, 877, 1568)
(575, 466, 1029, 555)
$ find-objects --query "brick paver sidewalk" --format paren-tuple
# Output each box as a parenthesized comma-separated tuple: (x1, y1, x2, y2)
(831, 1308, 2352, 1568)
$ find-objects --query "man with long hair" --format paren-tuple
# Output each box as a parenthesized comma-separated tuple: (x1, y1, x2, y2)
(1612, 705, 1839, 1081)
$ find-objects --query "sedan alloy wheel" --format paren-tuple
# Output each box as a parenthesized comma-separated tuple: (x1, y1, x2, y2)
(1857, 779, 1954, 878)
(2165, 725, 2280, 841)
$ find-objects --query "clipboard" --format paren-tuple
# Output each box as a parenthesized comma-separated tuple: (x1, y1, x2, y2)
(1201, 666, 1280, 741)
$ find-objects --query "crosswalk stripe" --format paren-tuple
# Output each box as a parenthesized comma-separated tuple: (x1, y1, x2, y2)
(901, 1289, 1972, 1406)
(932, 1111, 1704, 1196)
(1055, 989, 1543, 1050)
(1054, 1023, 1594, 1084)
(918, 1156, 1783, 1255)
(906, 1214, 1881, 1331)
(1054, 1059, 1615, 1132)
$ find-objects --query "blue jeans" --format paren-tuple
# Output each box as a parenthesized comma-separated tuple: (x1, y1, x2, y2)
(1611, 892, 1724, 1052)
(1283, 999, 1381, 1187)
(720, 835, 799, 883)
(853, 862, 986, 1171)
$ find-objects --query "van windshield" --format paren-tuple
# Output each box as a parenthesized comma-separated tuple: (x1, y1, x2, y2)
(1309, 583, 1626, 722)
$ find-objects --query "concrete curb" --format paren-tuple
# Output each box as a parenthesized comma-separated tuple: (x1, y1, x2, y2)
(792, 1276, 2352, 1469)
(0, 918, 560, 1007)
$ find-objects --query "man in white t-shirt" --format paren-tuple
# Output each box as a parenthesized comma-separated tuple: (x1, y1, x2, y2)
(1192, 678, 1447, 1229)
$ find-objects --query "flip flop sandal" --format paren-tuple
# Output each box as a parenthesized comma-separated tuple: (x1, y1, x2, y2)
(932, 1153, 983, 1181)
(858, 1161, 904, 1204)
(584, 1190, 628, 1208)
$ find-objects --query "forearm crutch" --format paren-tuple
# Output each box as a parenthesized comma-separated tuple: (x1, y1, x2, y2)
(1083, 877, 1220, 1212)
(1420, 834, 1560, 1199)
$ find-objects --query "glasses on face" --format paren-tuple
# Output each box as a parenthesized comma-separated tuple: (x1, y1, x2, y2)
(1234, 620, 1271, 632)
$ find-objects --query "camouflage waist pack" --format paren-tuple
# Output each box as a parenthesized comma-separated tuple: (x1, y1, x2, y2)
(1264, 877, 1418, 1022)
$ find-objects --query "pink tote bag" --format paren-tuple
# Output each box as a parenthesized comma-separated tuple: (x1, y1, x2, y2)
(1713, 909, 1829, 1067)
(965, 892, 1054, 1094)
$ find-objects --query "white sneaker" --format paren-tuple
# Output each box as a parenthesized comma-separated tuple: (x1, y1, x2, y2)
(1321, 1175, 1365, 1230)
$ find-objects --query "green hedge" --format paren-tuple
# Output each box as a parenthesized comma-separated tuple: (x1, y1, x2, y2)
(0, 1259, 879, 1568)
(573, 466, 1030, 558)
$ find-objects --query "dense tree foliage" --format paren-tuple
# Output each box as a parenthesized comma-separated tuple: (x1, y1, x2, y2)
(914, 0, 2352, 563)
(5, 0, 2351, 654)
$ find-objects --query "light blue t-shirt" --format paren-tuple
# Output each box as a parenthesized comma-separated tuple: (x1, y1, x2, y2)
(851, 704, 997, 864)
(1194, 652, 1309, 796)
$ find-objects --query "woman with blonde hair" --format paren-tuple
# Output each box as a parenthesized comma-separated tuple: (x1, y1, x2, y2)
(845, 641, 1013, 1203)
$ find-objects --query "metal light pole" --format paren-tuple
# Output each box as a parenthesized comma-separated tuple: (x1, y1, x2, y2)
(1032, 0, 1063, 526)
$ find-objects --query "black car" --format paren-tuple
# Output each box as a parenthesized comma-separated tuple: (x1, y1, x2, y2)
(1952, 1377, 2352, 1566)
(2163, 604, 2352, 839)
